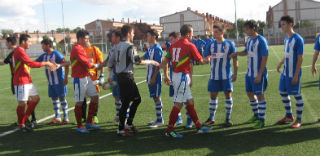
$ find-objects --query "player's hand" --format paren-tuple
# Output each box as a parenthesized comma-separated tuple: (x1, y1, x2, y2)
(164, 76, 171, 86)
(292, 76, 298, 85)
(107, 77, 112, 84)
(232, 74, 237, 82)
(46, 62, 57, 71)
(254, 75, 261, 84)
(312, 66, 317, 77)
(277, 63, 282, 73)
(150, 78, 156, 86)
(63, 77, 68, 85)
(152, 61, 160, 67)
(101, 60, 108, 67)
(229, 52, 238, 58)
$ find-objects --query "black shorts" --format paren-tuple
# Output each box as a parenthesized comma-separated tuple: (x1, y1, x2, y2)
(117, 73, 141, 101)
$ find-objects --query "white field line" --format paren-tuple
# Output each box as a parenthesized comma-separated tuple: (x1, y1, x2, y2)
(0, 80, 146, 138)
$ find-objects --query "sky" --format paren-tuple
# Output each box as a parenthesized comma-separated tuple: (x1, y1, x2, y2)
(0, 0, 308, 32)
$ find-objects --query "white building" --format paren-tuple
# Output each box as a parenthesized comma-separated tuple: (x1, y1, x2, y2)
(160, 7, 233, 38)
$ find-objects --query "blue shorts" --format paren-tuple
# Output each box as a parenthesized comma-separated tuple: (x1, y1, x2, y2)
(279, 74, 301, 95)
(245, 74, 268, 95)
(48, 84, 67, 98)
(169, 85, 174, 97)
(208, 79, 233, 93)
(148, 82, 162, 98)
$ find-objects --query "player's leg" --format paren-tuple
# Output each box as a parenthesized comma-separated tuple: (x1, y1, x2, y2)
(253, 75, 267, 129)
(184, 106, 192, 129)
(125, 79, 141, 133)
(149, 96, 164, 128)
(166, 102, 183, 138)
(112, 95, 121, 122)
(22, 84, 40, 127)
(292, 94, 304, 128)
(60, 97, 69, 124)
(224, 92, 233, 127)
(203, 92, 218, 126)
(85, 77, 100, 129)
(72, 78, 89, 133)
(82, 98, 87, 122)
(277, 75, 294, 124)
(50, 97, 61, 124)
(93, 84, 100, 124)
(185, 99, 212, 133)
(245, 76, 259, 123)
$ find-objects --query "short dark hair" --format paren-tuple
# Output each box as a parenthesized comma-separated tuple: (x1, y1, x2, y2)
(213, 24, 225, 32)
(41, 38, 54, 47)
(280, 15, 294, 25)
(19, 34, 31, 44)
(147, 29, 159, 39)
(6, 37, 17, 45)
(121, 25, 134, 38)
(169, 32, 179, 38)
(180, 24, 193, 36)
(244, 20, 258, 31)
(76, 29, 89, 40)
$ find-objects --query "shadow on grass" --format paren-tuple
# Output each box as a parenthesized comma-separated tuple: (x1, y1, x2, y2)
(1, 121, 320, 156)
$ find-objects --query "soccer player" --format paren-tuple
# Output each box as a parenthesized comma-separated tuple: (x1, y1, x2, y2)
(203, 24, 238, 127)
(161, 24, 212, 138)
(71, 30, 101, 133)
(166, 32, 193, 128)
(0, 37, 37, 126)
(194, 35, 206, 56)
(276, 15, 304, 128)
(13, 34, 56, 132)
(36, 38, 70, 125)
(312, 33, 320, 122)
(140, 29, 164, 128)
(102, 30, 122, 122)
(107, 25, 160, 136)
(229, 20, 268, 129)
(82, 40, 104, 124)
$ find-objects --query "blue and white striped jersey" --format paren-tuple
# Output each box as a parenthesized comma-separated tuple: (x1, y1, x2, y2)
(204, 39, 236, 80)
(36, 50, 65, 86)
(245, 35, 269, 78)
(282, 33, 304, 78)
(143, 43, 163, 84)
(314, 34, 320, 51)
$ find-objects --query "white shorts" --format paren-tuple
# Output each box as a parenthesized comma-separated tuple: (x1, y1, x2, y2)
(72, 76, 98, 103)
(172, 72, 192, 103)
(14, 83, 39, 101)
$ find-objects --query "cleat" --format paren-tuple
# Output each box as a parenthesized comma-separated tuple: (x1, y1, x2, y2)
(225, 119, 233, 127)
(184, 125, 193, 129)
(245, 116, 259, 124)
(111, 116, 119, 123)
(203, 118, 216, 126)
(85, 123, 100, 130)
(76, 126, 90, 133)
(165, 131, 183, 138)
(253, 120, 265, 129)
(50, 118, 61, 124)
(149, 122, 164, 128)
(197, 126, 213, 133)
(117, 129, 133, 136)
(277, 116, 295, 124)
(148, 120, 156, 126)
(175, 119, 183, 126)
(93, 116, 99, 124)
(61, 118, 69, 125)
(291, 121, 302, 128)
(20, 125, 33, 132)
(125, 124, 139, 133)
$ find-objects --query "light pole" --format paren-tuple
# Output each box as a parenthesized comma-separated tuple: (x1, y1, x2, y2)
(60, 0, 68, 56)
(234, 0, 239, 45)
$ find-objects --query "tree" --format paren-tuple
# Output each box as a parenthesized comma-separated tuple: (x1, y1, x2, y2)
(56, 28, 71, 33)
(72, 27, 82, 33)
(225, 19, 266, 38)
(1, 29, 14, 37)
(294, 20, 315, 29)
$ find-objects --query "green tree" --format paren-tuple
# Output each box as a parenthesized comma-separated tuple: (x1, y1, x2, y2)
(1, 29, 14, 37)
(72, 27, 82, 33)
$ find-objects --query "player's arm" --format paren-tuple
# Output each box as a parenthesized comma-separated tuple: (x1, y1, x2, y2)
(20, 51, 55, 70)
(312, 50, 320, 76)
(191, 45, 211, 65)
(161, 57, 171, 86)
(190, 63, 193, 87)
(229, 49, 248, 58)
(75, 48, 96, 69)
(292, 54, 303, 85)
(277, 58, 285, 73)
(254, 55, 268, 83)
(95, 47, 105, 84)
(133, 49, 159, 66)
(232, 56, 238, 82)
(150, 49, 162, 86)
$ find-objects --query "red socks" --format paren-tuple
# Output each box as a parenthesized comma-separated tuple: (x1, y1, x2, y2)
(167, 106, 180, 132)
(86, 102, 98, 124)
(16, 105, 25, 127)
(186, 104, 202, 129)
(74, 105, 83, 128)
(22, 101, 38, 125)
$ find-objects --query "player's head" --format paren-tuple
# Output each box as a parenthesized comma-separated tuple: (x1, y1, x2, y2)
(41, 38, 53, 52)
(111, 30, 121, 45)
(147, 29, 159, 44)
(6, 36, 17, 49)
(213, 24, 225, 39)
(180, 24, 193, 41)
(19, 34, 31, 49)
(205, 35, 209, 39)
(244, 20, 258, 37)
(169, 32, 180, 44)
(280, 15, 294, 33)
(76, 29, 90, 47)
(197, 35, 201, 39)
(121, 25, 135, 42)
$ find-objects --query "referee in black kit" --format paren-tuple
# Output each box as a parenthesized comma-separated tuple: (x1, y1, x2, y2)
(107, 25, 160, 136)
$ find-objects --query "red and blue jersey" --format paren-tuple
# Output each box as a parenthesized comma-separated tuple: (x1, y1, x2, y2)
(70, 44, 92, 78)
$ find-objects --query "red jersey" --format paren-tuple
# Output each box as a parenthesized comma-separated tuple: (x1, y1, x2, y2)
(70, 44, 93, 78)
(12, 47, 43, 85)
(166, 38, 202, 73)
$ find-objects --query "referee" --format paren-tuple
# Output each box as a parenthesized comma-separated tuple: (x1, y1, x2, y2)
(107, 25, 159, 136)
